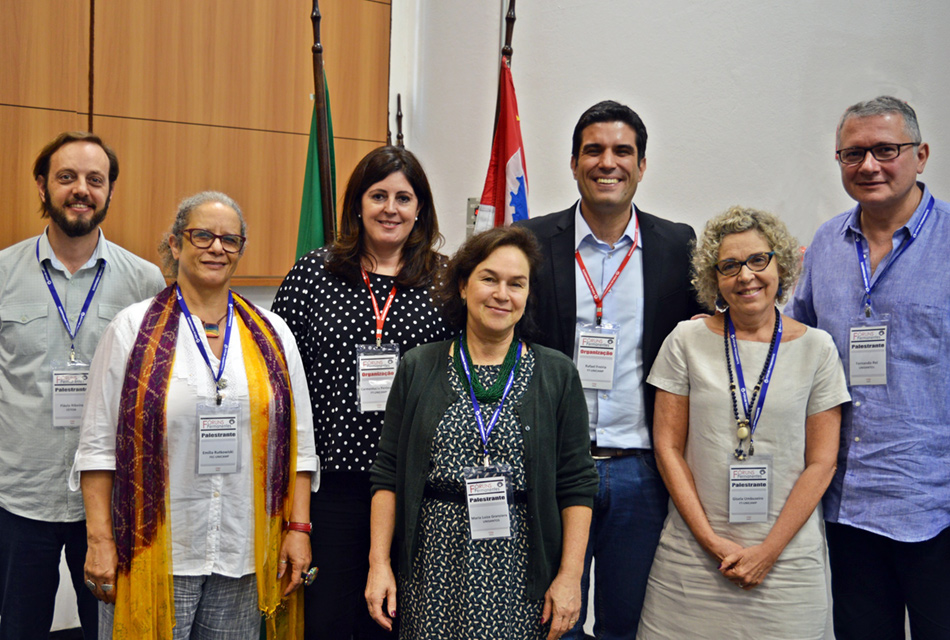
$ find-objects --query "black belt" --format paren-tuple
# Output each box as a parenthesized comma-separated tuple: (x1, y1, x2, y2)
(590, 445, 650, 459)
(423, 485, 528, 504)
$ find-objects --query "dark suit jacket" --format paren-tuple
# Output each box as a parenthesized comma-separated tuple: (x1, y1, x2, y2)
(518, 204, 702, 441)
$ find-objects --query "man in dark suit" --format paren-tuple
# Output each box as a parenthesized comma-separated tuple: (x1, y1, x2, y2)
(519, 100, 700, 640)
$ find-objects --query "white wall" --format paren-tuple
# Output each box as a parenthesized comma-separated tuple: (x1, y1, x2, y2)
(390, 4, 938, 636)
(390, 0, 950, 255)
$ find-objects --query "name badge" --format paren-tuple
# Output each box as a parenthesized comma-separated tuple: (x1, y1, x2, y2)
(356, 343, 400, 412)
(51, 360, 90, 428)
(196, 400, 241, 475)
(728, 454, 772, 523)
(463, 463, 514, 540)
(849, 315, 889, 386)
(574, 323, 619, 390)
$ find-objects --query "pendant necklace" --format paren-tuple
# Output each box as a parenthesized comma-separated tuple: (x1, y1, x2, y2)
(724, 307, 782, 460)
(203, 312, 228, 338)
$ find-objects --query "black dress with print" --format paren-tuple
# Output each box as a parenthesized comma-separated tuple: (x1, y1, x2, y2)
(271, 248, 451, 470)
(398, 348, 545, 640)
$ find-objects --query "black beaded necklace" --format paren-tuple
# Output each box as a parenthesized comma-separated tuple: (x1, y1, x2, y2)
(723, 307, 780, 460)
(454, 332, 520, 403)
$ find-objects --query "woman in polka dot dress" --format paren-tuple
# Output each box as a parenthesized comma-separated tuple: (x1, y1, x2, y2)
(272, 146, 452, 640)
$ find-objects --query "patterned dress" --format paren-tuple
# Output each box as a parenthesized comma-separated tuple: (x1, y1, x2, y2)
(398, 349, 546, 640)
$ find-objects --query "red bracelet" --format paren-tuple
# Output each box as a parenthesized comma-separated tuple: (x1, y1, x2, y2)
(284, 521, 313, 534)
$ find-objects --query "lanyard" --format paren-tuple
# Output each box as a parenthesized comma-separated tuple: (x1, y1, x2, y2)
(458, 340, 523, 466)
(361, 268, 398, 347)
(176, 285, 234, 404)
(36, 238, 106, 361)
(853, 195, 934, 317)
(726, 312, 782, 441)
(574, 217, 640, 326)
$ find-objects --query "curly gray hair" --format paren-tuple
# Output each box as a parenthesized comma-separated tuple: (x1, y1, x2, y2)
(692, 206, 800, 312)
(158, 191, 246, 277)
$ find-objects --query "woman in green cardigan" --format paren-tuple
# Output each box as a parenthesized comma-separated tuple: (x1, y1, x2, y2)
(366, 226, 598, 640)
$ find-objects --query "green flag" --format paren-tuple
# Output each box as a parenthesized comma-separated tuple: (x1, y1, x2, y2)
(296, 78, 336, 258)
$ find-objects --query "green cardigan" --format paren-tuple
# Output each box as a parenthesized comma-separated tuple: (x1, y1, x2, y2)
(370, 339, 598, 599)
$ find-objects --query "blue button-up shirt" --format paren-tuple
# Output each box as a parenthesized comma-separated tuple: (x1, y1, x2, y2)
(574, 204, 648, 449)
(786, 183, 950, 542)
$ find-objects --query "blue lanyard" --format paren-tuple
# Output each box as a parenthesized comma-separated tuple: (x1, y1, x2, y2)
(853, 195, 934, 316)
(176, 285, 234, 404)
(458, 340, 523, 465)
(726, 312, 782, 442)
(36, 238, 106, 361)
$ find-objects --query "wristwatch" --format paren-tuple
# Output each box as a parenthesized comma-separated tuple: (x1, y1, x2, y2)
(283, 521, 313, 534)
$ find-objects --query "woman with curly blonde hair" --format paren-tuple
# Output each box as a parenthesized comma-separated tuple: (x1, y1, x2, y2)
(637, 206, 850, 639)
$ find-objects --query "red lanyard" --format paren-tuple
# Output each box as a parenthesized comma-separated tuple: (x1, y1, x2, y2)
(574, 216, 639, 326)
(360, 267, 398, 346)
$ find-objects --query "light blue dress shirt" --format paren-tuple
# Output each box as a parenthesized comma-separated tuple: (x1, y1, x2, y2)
(786, 184, 950, 542)
(573, 204, 648, 449)
(0, 229, 166, 522)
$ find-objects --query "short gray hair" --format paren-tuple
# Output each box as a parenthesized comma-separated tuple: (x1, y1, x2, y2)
(158, 191, 246, 277)
(836, 96, 921, 147)
(692, 206, 800, 312)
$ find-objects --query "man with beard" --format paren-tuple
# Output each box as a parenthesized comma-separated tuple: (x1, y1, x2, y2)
(0, 132, 165, 638)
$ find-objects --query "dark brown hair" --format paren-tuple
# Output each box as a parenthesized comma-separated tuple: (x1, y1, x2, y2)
(325, 146, 442, 288)
(33, 131, 119, 187)
(433, 226, 543, 339)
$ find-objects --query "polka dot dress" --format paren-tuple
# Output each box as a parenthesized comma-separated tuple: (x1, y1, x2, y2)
(271, 249, 452, 471)
(398, 349, 546, 640)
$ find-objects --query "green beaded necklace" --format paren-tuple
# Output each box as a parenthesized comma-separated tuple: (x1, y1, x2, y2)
(454, 332, 521, 402)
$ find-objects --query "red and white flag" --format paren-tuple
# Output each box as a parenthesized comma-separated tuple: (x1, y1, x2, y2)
(474, 57, 529, 231)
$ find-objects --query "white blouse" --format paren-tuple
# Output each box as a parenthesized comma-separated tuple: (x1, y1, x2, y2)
(71, 297, 318, 578)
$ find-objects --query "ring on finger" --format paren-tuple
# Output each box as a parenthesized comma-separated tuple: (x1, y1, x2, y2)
(101, 584, 113, 592)
(84, 579, 96, 592)
(302, 566, 318, 586)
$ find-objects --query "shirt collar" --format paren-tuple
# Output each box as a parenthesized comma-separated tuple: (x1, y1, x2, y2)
(844, 181, 932, 239)
(39, 227, 107, 274)
(573, 201, 642, 252)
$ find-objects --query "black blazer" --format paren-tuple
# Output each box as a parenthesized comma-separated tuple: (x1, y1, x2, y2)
(518, 204, 702, 439)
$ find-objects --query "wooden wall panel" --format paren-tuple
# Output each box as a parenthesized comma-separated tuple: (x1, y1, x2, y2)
(321, 0, 391, 142)
(93, 0, 391, 142)
(1, 0, 391, 283)
(92, 116, 307, 279)
(93, 1, 313, 134)
(0, 1, 88, 110)
(0, 106, 88, 248)
(90, 121, 384, 282)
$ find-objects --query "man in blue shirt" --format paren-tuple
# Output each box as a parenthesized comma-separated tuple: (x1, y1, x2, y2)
(0, 132, 166, 639)
(520, 101, 700, 640)
(787, 96, 950, 640)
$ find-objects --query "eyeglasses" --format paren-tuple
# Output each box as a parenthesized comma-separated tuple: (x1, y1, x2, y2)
(715, 251, 774, 277)
(835, 142, 918, 166)
(182, 228, 246, 253)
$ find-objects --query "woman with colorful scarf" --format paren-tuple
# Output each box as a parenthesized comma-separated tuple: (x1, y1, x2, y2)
(366, 227, 598, 640)
(71, 192, 318, 639)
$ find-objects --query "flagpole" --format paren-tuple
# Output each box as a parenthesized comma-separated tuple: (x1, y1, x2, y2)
(311, 0, 336, 242)
(502, 0, 516, 59)
(396, 94, 405, 148)
(492, 0, 517, 126)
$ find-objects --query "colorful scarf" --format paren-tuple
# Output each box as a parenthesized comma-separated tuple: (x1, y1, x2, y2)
(111, 285, 302, 639)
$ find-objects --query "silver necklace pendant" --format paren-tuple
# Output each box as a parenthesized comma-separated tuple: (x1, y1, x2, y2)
(216, 379, 228, 390)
